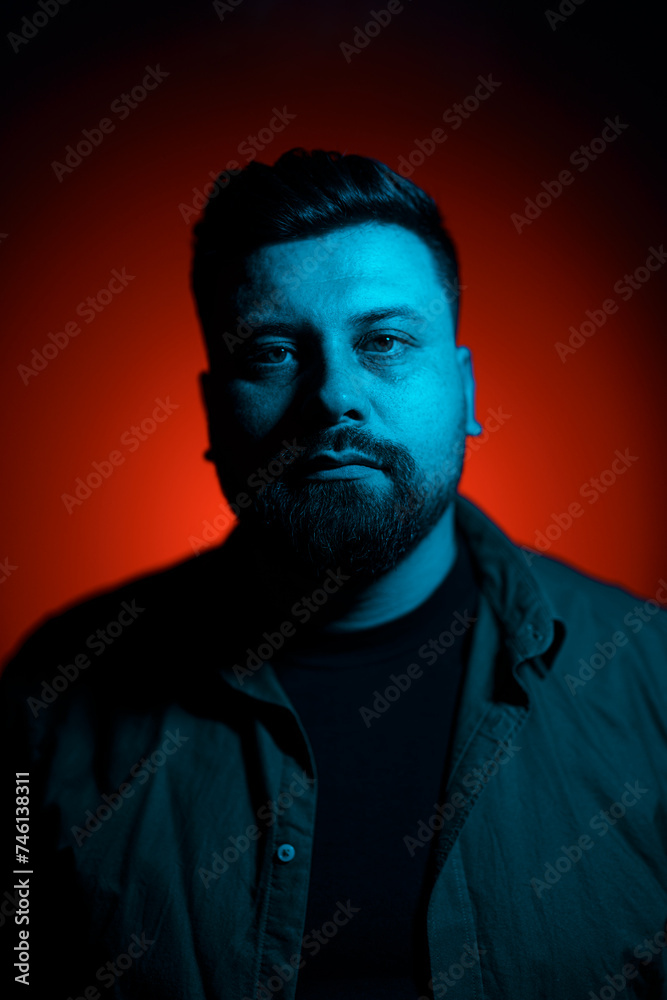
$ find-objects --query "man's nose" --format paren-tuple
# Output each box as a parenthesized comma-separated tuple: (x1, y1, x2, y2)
(299, 353, 371, 426)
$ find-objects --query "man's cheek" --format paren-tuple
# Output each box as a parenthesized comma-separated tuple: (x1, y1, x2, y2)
(227, 385, 284, 439)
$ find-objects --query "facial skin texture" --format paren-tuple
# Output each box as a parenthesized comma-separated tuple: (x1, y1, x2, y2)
(203, 221, 482, 629)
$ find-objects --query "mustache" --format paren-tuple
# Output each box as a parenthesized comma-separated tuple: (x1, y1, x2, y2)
(282, 426, 415, 474)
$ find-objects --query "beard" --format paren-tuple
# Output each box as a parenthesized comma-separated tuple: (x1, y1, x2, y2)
(223, 415, 467, 588)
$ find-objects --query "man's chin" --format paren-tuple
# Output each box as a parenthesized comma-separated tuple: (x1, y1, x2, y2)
(237, 476, 453, 588)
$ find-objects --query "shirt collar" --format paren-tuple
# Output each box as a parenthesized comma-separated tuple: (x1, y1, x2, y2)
(454, 494, 565, 669)
(217, 495, 566, 704)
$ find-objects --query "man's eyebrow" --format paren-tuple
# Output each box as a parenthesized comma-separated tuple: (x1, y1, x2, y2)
(241, 321, 297, 339)
(239, 306, 428, 340)
(348, 306, 427, 328)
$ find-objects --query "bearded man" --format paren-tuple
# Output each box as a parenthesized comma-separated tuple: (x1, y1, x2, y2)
(2, 148, 666, 1000)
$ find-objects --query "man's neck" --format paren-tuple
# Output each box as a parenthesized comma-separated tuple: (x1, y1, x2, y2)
(244, 504, 459, 634)
(323, 505, 458, 632)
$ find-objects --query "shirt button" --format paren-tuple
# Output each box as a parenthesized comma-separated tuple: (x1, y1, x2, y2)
(276, 843, 296, 863)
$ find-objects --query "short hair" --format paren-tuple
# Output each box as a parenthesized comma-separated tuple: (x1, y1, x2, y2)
(191, 148, 461, 368)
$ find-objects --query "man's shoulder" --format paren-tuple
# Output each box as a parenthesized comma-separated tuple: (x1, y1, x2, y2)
(525, 551, 667, 708)
(515, 549, 667, 753)
(457, 495, 667, 640)
(0, 535, 241, 700)
(530, 549, 666, 632)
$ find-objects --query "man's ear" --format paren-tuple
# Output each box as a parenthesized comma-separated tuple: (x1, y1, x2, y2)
(199, 370, 218, 461)
(200, 370, 211, 415)
(456, 346, 483, 436)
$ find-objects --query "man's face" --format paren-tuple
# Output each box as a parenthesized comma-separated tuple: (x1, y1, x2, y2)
(205, 221, 479, 583)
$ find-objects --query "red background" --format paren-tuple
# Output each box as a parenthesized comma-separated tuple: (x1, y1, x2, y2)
(2, 0, 665, 667)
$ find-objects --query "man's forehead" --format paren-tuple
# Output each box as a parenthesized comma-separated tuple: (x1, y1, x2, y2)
(244, 222, 437, 277)
(234, 222, 446, 321)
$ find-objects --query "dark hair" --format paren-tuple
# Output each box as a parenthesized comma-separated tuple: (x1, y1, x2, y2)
(191, 148, 460, 368)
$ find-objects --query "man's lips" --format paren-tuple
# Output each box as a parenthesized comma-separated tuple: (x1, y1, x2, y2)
(301, 451, 383, 472)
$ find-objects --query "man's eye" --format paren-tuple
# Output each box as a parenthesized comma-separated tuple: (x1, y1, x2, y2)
(361, 334, 403, 354)
(249, 346, 294, 365)
(244, 333, 407, 369)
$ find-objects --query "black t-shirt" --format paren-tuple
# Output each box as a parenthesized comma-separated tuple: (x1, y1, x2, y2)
(273, 535, 480, 998)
